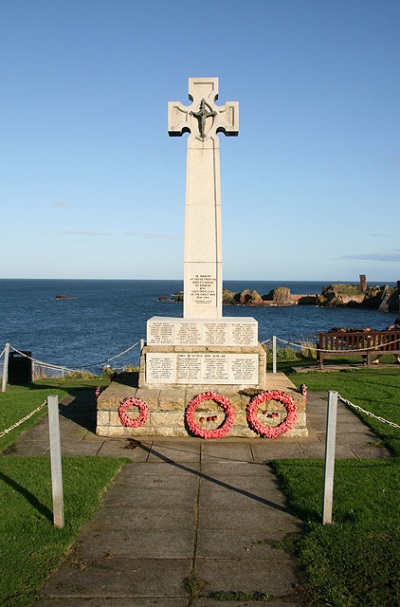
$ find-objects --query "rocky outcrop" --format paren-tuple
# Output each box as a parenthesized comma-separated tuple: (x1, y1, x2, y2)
(221, 288, 318, 307)
(318, 284, 400, 312)
(160, 281, 399, 311)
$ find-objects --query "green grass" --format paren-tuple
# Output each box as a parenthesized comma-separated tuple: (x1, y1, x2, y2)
(0, 377, 126, 606)
(289, 366, 400, 456)
(269, 362, 400, 607)
(272, 458, 400, 607)
(0, 376, 109, 453)
(0, 456, 129, 607)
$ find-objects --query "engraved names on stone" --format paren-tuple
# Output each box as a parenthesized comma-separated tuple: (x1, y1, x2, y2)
(147, 317, 257, 347)
(146, 352, 258, 385)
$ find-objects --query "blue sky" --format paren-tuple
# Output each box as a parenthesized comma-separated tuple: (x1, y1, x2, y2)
(1, 0, 399, 282)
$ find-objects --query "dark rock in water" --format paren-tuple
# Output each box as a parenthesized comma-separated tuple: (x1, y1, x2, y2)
(172, 291, 184, 303)
(54, 294, 77, 300)
(318, 283, 400, 312)
(264, 287, 292, 306)
(160, 281, 399, 311)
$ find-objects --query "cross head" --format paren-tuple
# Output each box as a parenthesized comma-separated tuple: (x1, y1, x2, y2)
(168, 78, 239, 146)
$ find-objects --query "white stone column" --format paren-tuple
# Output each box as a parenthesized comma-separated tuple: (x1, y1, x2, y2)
(168, 78, 239, 319)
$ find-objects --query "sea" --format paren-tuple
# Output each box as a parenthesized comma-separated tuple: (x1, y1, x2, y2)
(0, 279, 398, 375)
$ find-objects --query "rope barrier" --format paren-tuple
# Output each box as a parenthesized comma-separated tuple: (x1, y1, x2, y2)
(338, 394, 400, 429)
(275, 336, 400, 354)
(0, 347, 5, 359)
(8, 341, 142, 374)
(10, 346, 78, 373)
(83, 340, 141, 369)
(0, 401, 47, 439)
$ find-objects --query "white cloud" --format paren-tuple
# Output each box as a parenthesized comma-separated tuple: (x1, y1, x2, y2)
(62, 230, 110, 236)
(126, 232, 177, 240)
(342, 250, 400, 262)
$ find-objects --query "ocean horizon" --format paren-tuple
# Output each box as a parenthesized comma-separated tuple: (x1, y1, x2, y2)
(0, 279, 398, 374)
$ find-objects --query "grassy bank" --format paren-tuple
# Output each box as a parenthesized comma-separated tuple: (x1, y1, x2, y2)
(272, 456, 400, 607)
(273, 360, 400, 607)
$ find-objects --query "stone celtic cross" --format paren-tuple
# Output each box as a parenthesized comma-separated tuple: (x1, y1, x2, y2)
(168, 78, 239, 319)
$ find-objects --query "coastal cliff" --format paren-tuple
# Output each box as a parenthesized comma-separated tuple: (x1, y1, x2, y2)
(160, 281, 400, 313)
(318, 283, 399, 312)
(221, 283, 400, 312)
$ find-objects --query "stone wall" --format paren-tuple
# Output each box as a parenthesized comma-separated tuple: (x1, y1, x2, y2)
(96, 372, 307, 439)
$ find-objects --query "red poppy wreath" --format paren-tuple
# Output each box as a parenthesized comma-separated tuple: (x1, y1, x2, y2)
(185, 392, 235, 439)
(118, 397, 149, 428)
(246, 390, 297, 438)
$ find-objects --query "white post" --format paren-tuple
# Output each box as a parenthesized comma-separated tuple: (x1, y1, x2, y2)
(272, 336, 277, 374)
(323, 390, 338, 525)
(140, 339, 145, 352)
(47, 395, 64, 529)
(2, 343, 10, 393)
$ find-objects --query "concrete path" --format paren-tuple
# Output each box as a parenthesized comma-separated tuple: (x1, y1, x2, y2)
(6, 390, 389, 606)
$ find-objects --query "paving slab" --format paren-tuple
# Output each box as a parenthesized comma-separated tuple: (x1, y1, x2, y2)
(201, 441, 253, 462)
(36, 600, 188, 607)
(95, 439, 150, 460)
(250, 441, 305, 461)
(194, 556, 298, 600)
(147, 440, 202, 462)
(40, 557, 192, 599)
(192, 600, 301, 607)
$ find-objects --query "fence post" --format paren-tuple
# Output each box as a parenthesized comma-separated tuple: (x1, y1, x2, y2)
(272, 336, 277, 374)
(140, 338, 145, 352)
(1, 343, 10, 393)
(323, 390, 338, 525)
(47, 395, 64, 529)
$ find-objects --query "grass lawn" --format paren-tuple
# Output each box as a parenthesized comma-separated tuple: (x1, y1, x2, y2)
(271, 360, 400, 607)
(0, 456, 129, 607)
(0, 376, 109, 453)
(0, 377, 128, 607)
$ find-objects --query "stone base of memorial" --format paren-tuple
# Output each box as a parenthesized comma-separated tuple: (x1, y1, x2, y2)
(141, 316, 265, 388)
(138, 344, 267, 388)
(96, 372, 308, 438)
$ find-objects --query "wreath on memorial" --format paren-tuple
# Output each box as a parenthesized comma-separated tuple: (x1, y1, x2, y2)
(118, 397, 149, 428)
(246, 390, 297, 438)
(185, 392, 235, 439)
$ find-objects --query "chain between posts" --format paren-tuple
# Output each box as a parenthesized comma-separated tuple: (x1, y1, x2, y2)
(0, 401, 47, 439)
(275, 336, 400, 354)
(339, 395, 400, 429)
(6, 341, 142, 374)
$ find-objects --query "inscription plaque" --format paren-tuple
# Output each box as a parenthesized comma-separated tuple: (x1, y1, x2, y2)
(146, 352, 259, 385)
(189, 274, 216, 306)
(231, 323, 257, 346)
(147, 317, 258, 347)
(148, 322, 174, 345)
(176, 323, 202, 345)
(204, 323, 228, 345)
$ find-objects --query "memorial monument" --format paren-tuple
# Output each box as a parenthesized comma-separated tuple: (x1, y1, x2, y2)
(96, 77, 307, 438)
(139, 77, 266, 388)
